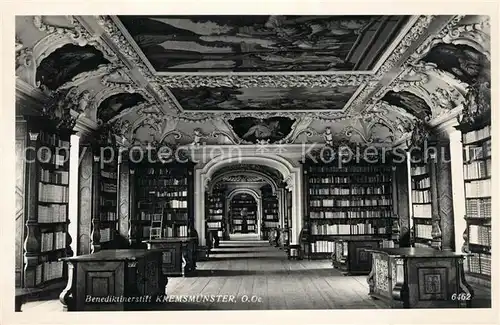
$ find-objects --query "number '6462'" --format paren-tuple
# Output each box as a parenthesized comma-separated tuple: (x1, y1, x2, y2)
(451, 293, 471, 300)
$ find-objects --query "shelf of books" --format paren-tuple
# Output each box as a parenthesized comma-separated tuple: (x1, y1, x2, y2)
(410, 162, 434, 248)
(304, 163, 394, 259)
(134, 162, 194, 241)
(98, 151, 118, 247)
(230, 194, 257, 234)
(23, 123, 72, 288)
(261, 186, 279, 240)
(462, 124, 491, 280)
(206, 190, 225, 239)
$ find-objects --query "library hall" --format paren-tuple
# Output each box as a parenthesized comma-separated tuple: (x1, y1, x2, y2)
(11, 14, 493, 313)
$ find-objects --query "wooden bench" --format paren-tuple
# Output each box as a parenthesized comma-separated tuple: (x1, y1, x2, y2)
(15, 281, 66, 312)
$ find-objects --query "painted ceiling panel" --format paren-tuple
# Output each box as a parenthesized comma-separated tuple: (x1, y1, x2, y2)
(169, 86, 359, 111)
(118, 15, 409, 73)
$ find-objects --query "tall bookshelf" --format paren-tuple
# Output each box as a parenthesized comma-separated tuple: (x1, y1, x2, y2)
(460, 124, 491, 280)
(410, 161, 434, 248)
(261, 186, 279, 240)
(230, 194, 257, 234)
(97, 152, 119, 248)
(133, 162, 194, 242)
(18, 118, 72, 288)
(206, 189, 225, 240)
(303, 162, 394, 259)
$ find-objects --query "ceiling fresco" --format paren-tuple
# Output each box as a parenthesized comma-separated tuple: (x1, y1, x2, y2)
(97, 92, 147, 123)
(170, 86, 359, 111)
(228, 117, 296, 144)
(118, 15, 409, 72)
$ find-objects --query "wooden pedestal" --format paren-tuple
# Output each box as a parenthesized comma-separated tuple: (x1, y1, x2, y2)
(366, 247, 474, 308)
(143, 237, 197, 277)
(59, 249, 167, 311)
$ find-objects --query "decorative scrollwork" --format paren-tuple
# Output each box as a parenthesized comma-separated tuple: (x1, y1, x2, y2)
(42, 86, 92, 129)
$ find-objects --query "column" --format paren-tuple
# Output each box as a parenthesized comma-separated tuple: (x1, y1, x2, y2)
(429, 149, 442, 250)
(448, 128, 467, 253)
(23, 131, 40, 288)
(435, 138, 455, 252)
(129, 168, 137, 246)
(395, 162, 411, 247)
(68, 135, 80, 256)
(90, 154, 101, 253)
(117, 151, 130, 242)
(77, 143, 93, 255)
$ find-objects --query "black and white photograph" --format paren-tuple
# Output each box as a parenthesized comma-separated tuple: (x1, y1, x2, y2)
(1, 2, 498, 324)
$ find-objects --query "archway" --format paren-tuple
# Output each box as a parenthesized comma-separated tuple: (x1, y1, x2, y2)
(194, 155, 303, 248)
(226, 188, 262, 239)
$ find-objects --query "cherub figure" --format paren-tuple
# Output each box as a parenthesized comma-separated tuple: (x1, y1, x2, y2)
(323, 127, 333, 146)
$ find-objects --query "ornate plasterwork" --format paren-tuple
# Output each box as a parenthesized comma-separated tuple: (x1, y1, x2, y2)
(155, 74, 374, 89)
(43, 86, 92, 129)
(221, 175, 266, 183)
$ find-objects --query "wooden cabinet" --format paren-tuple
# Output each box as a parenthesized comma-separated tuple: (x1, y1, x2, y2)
(143, 237, 198, 277)
(59, 249, 167, 311)
(366, 247, 474, 308)
(332, 239, 382, 275)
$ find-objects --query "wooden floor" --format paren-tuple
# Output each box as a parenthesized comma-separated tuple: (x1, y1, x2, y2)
(21, 238, 491, 311)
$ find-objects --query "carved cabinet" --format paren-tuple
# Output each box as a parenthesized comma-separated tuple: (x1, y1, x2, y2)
(59, 249, 167, 311)
(332, 239, 381, 275)
(143, 237, 197, 277)
(366, 247, 474, 308)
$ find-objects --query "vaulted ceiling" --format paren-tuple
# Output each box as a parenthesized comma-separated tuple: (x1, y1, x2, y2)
(15, 15, 491, 147)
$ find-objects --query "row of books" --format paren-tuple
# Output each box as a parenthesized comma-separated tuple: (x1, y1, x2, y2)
(100, 212, 117, 221)
(411, 165, 429, 177)
(39, 150, 66, 167)
(231, 200, 256, 204)
(208, 208, 223, 214)
(100, 228, 114, 242)
(38, 183, 69, 203)
(412, 190, 431, 204)
(233, 219, 256, 225)
(310, 223, 388, 235)
(463, 139, 491, 162)
(466, 198, 491, 219)
(40, 169, 69, 185)
(208, 215, 223, 221)
(233, 225, 256, 230)
(415, 224, 433, 240)
(101, 183, 117, 193)
(170, 199, 188, 208)
(309, 166, 391, 173)
(164, 225, 189, 237)
(412, 177, 430, 189)
(310, 198, 391, 207)
(142, 167, 185, 176)
(38, 204, 67, 223)
(264, 214, 278, 220)
(35, 261, 64, 285)
(264, 208, 278, 213)
(308, 175, 391, 184)
(467, 253, 491, 276)
(413, 204, 432, 218)
(263, 221, 279, 228)
(138, 178, 188, 186)
(39, 131, 70, 148)
(463, 159, 491, 180)
(207, 221, 222, 229)
(469, 225, 491, 247)
(101, 170, 117, 179)
(100, 197, 117, 207)
(142, 190, 188, 198)
(40, 231, 66, 252)
(351, 186, 390, 195)
(465, 179, 491, 198)
(310, 240, 335, 253)
(310, 209, 393, 219)
(463, 125, 491, 145)
(208, 203, 224, 208)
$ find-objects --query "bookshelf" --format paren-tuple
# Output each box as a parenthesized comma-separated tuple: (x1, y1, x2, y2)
(230, 194, 257, 234)
(410, 161, 434, 248)
(97, 151, 119, 248)
(261, 185, 279, 240)
(133, 162, 195, 242)
(460, 124, 492, 280)
(18, 118, 72, 288)
(303, 162, 394, 259)
(206, 189, 225, 241)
